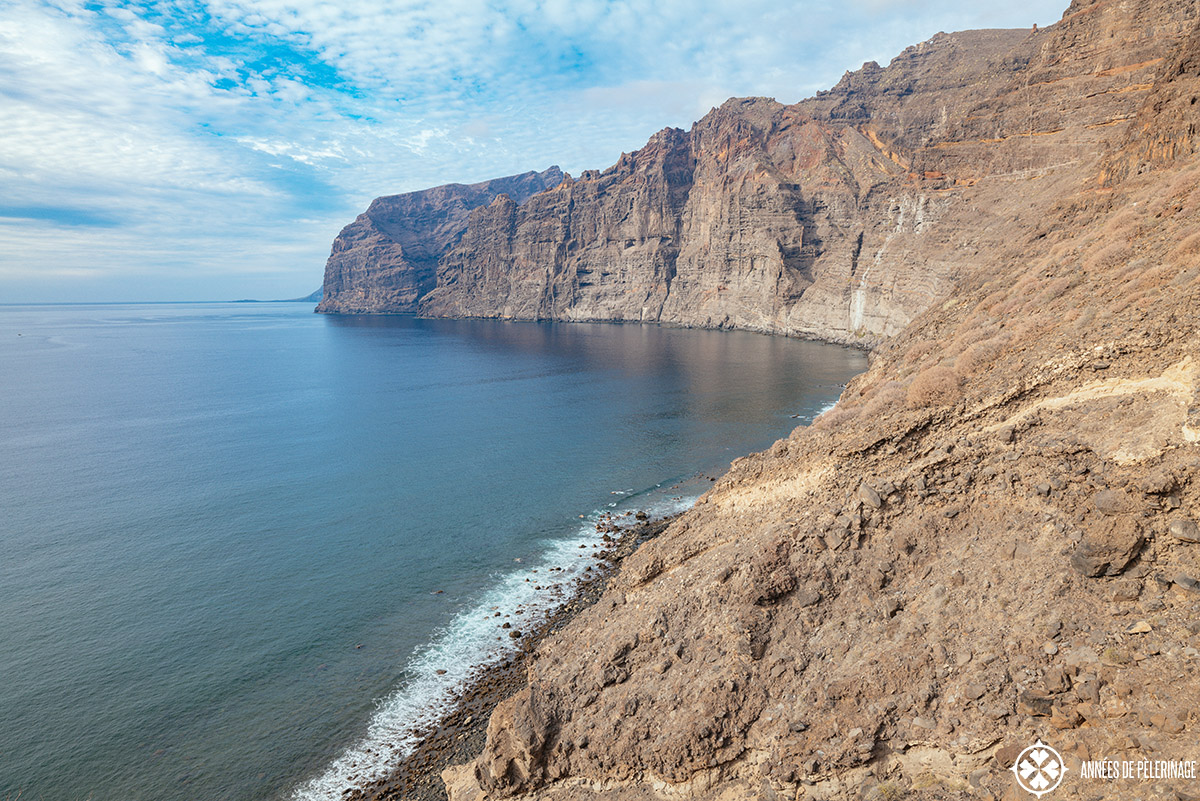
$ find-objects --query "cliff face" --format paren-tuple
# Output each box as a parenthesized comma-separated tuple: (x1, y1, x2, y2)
(321, 2, 1192, 344)
(418, 30, 1039, 342)
(435, 2, 1200, 800)
(315, 168, 563, 314)
(420, 127, 697, 326)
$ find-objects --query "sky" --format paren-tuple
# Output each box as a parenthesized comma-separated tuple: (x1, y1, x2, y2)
(0, 0, 1069, 302)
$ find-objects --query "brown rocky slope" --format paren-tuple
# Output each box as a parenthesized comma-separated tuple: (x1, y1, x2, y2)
(437, 2, 1200, 800)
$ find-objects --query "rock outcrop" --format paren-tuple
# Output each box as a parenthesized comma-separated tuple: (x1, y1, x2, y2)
(432, 2, 1200, 800)
(316, 168, 563, 313)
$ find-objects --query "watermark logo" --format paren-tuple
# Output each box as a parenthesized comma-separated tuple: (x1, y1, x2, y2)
(1011, 740, 1067, 798)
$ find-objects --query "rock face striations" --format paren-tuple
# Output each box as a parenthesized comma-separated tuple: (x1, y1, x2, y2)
(413, 2, 1200, 801)
(316, 167, 563, 314)
(318, 0, 1192, 345)
(421, 35, 1036, 343)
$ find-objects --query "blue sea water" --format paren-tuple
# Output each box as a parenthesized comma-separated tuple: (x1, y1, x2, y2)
(0, 303, 865, 801)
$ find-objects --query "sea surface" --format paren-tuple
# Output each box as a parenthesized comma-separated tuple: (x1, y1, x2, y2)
(0, 303, 865, 801)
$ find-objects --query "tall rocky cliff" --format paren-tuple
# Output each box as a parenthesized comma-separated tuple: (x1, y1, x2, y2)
(319, 0, 1193, 346)
(316, 167, 563, 314)
(418, 1, 1200, 800)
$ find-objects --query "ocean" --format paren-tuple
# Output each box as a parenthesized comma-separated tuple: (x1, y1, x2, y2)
(0, 303, 865, 801)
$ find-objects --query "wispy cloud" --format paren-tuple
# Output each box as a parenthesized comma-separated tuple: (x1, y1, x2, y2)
(0, 0, 1067, 301)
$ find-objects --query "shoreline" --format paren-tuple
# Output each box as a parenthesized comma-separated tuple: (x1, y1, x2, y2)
(343, 513, 680, 801)
(314, 309, 878, 351)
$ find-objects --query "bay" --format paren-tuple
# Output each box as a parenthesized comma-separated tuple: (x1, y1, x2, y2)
(0, 303, 864, 801)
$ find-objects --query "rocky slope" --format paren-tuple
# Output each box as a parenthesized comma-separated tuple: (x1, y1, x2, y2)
(436, 2, 1200, 800)
(316, 168, 563, 314)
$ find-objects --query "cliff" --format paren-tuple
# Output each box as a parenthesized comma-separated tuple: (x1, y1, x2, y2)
(316, 167, 563, 314)
(319, 1, 1189, 345)
(431, 1, 1200, 800)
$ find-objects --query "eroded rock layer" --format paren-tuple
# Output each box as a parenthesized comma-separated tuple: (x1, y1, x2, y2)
(434, 1, 1200, 800)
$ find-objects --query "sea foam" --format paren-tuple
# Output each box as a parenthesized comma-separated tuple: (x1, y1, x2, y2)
(289, 491, 696, 801)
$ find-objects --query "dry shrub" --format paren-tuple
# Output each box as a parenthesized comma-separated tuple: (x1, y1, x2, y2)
(902, 340, 940, 366)
(1048, 240, 1076, 262)
(1133, 263, 1175, 291)
(952, 320, 1001, 354)
(1012, 274, 1040, 297)
(1084, 241, 1133, 272)
(1102, 208, 1140, 235)
(1111, 257, 1146, 286)
(907, 366, 962, 409)
(956, 336, 1006, 375)
(1002, 318, 1035, 340)
(1038, 275, 1076, 304)
(860, 380, 907, 419)
(993, 296, 1023, 318)
(1169, 230, 1200, 264)
(981, 286, 1011, 315)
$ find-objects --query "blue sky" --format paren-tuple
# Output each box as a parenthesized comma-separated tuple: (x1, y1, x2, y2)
(1, 0, 1068, 302)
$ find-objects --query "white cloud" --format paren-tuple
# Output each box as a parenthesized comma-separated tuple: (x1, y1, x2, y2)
(236, 136, 347, 165)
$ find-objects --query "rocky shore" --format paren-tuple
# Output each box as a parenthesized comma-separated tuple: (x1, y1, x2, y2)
(344, 515, 678, 801)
